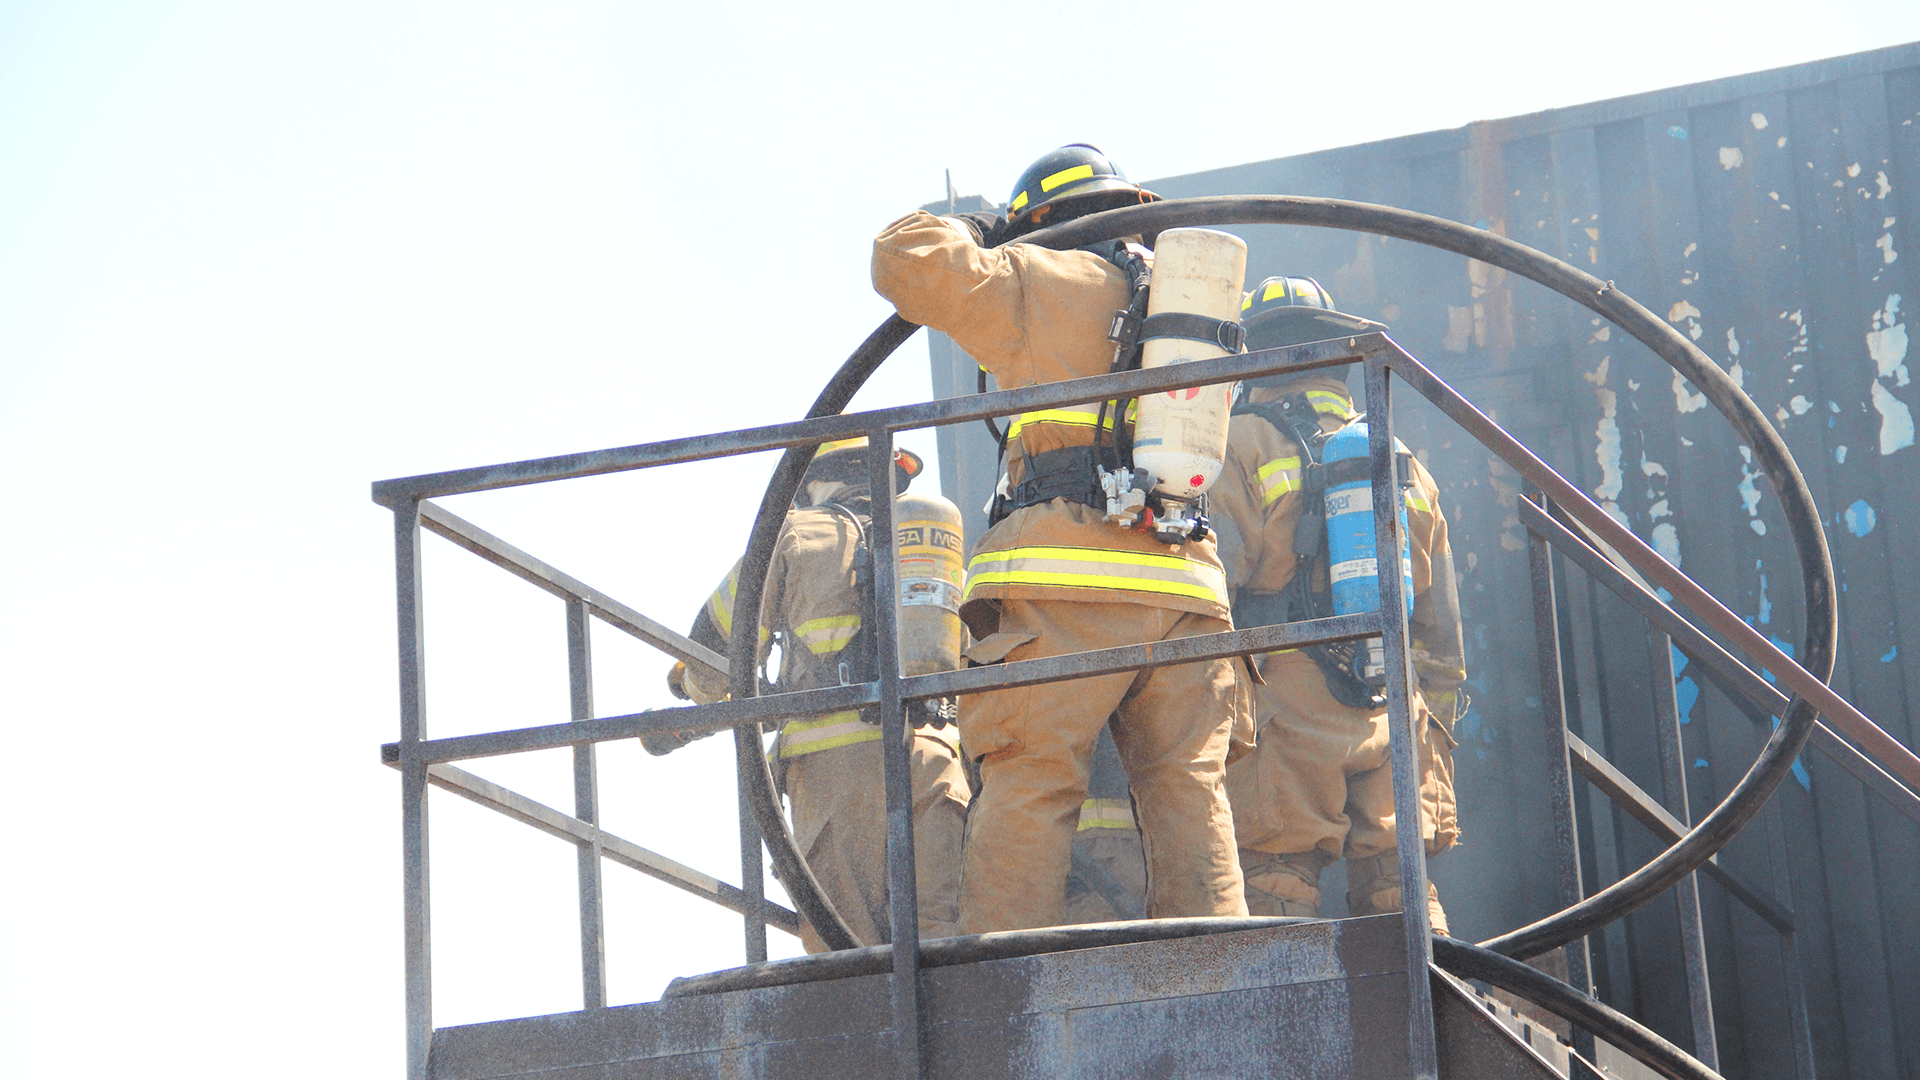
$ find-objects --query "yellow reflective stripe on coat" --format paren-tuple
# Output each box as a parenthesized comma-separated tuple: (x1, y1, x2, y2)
(1404, 491, 1433, 513)
(1306, 390, 1352, 417)
(705, 566, 768, 645)
(1005, 401, 1133, 443)
(792, 613, 862, 655)
(705, 565, 740, 636)
(1077, 798, 1136, 832)
(778, 711, 879, 757)
(964, 545, 1229, 605)
(1257, 455, 1303, 506)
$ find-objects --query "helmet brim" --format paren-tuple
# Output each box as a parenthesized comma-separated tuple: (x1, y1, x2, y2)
(1244, 308, 1390, 354)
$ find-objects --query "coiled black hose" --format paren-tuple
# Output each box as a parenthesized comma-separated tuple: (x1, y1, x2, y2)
(725, 314, 919, 952)
(727, 194, 1835, 973)
(1431, 936, 1724, 1080)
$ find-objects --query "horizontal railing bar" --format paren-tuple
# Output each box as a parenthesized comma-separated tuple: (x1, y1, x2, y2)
(412, 761, 799, 932)
(381, 612, 1382, 766)
(386, 683, 881, 765)
(896, 612, 1378, 699)
(1566, 733, 1794, 933)
(1388, 347, 1920, 794)
(370, 338, 1371, 504)
(420, 500, 730, 675)
(1522, 498, 1920, 826)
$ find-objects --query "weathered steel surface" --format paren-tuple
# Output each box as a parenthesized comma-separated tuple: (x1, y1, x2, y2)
(425, 918, 1556, 1080)
(922, 40, 1920, 1080)
(1432, 974, 1565, 1080)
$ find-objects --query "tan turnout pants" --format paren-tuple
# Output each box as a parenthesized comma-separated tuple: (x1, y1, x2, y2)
(784, 730, 971, 953)
(1227, 650, 1458, 929)
(956, 598, 1248, 933)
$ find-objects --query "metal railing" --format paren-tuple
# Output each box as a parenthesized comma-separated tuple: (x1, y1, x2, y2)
(375, 333, 1920, 1080)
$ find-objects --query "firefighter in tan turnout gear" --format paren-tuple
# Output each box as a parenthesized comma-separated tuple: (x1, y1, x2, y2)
(658, 439, 972, 953)
(1213, 277, 1468, 933)
(872, 144, 1250, 933)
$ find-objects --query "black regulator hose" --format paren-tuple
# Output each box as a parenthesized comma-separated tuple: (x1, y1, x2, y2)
(1430, 936, 1725, 1080)
(732, 195, 1834, 973)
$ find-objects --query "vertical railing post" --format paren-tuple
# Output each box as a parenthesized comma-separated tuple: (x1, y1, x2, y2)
(869, 430, 924, 1080)
(394, 500, 433, 1080)
(1759, 797, 1816, 1078)
(729, 509, 767, 966)
(567, 598, 607, 1009)
(1364, 356, 1438, 1080)
(1523, 486, 1600, 1079)
(737, 782, 768, 963)
(1647, 630, 1717, 1067)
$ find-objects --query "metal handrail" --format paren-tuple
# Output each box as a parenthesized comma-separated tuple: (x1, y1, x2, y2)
(376, 330, 1917, 1080)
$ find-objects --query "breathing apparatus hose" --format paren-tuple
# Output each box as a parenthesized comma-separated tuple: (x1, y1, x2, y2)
(733, 195, 1833, 973)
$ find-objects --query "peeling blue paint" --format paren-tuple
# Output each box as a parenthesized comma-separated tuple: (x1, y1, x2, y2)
(1882, 645, 1899, 662)
(1694, 758, 1710, 768)
(1845, 499, 1877, 536)
(1676, 677, 1700, 725)
(1669, 126, 1689, 139)
(1757, 565, 1772, 625)
(1670, 644, 1688, 676)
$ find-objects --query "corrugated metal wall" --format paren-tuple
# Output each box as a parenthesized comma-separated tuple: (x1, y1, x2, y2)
(930, 41, 1920, 1079)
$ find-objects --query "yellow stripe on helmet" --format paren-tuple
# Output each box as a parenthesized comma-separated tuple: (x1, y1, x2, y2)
(1040, 163, 1095, 192)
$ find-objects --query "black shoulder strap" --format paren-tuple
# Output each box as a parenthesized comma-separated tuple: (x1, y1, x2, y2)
(1233, 392, 1332, 465)
(1090, 244, 1152, 473)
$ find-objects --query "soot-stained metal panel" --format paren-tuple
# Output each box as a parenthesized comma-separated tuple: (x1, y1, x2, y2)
(928, 41, 1920, 1080)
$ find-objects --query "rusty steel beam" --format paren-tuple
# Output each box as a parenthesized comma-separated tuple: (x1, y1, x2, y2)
(414, 760, 800, 933)
(1565, 734, 1793, 933)
(1521, 497, 1920, 825)
(370, 339, 1370, 505)
(418, 500, 728, 676)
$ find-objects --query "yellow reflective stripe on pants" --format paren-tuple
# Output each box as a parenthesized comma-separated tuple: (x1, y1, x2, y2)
(779, 711, 880, 757)
(1258, 455, 1303, 506)
(792, 614, 862, 655)
(1077, 797, 1136, 831)
(964, 545, 1229, 605)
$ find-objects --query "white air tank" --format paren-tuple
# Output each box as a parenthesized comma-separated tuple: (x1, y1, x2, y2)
(1131, 227, 1248, 501)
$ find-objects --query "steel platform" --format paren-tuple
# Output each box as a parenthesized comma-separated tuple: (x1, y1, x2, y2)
(426, 916, 1560, 1080)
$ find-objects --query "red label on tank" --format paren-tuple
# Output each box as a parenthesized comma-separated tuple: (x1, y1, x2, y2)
(1190, 474, 1205, 487)
(1166, 387, 1201, 400)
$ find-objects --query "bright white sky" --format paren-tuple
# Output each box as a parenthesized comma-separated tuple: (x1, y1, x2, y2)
(4, 2, 1916, 1074)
